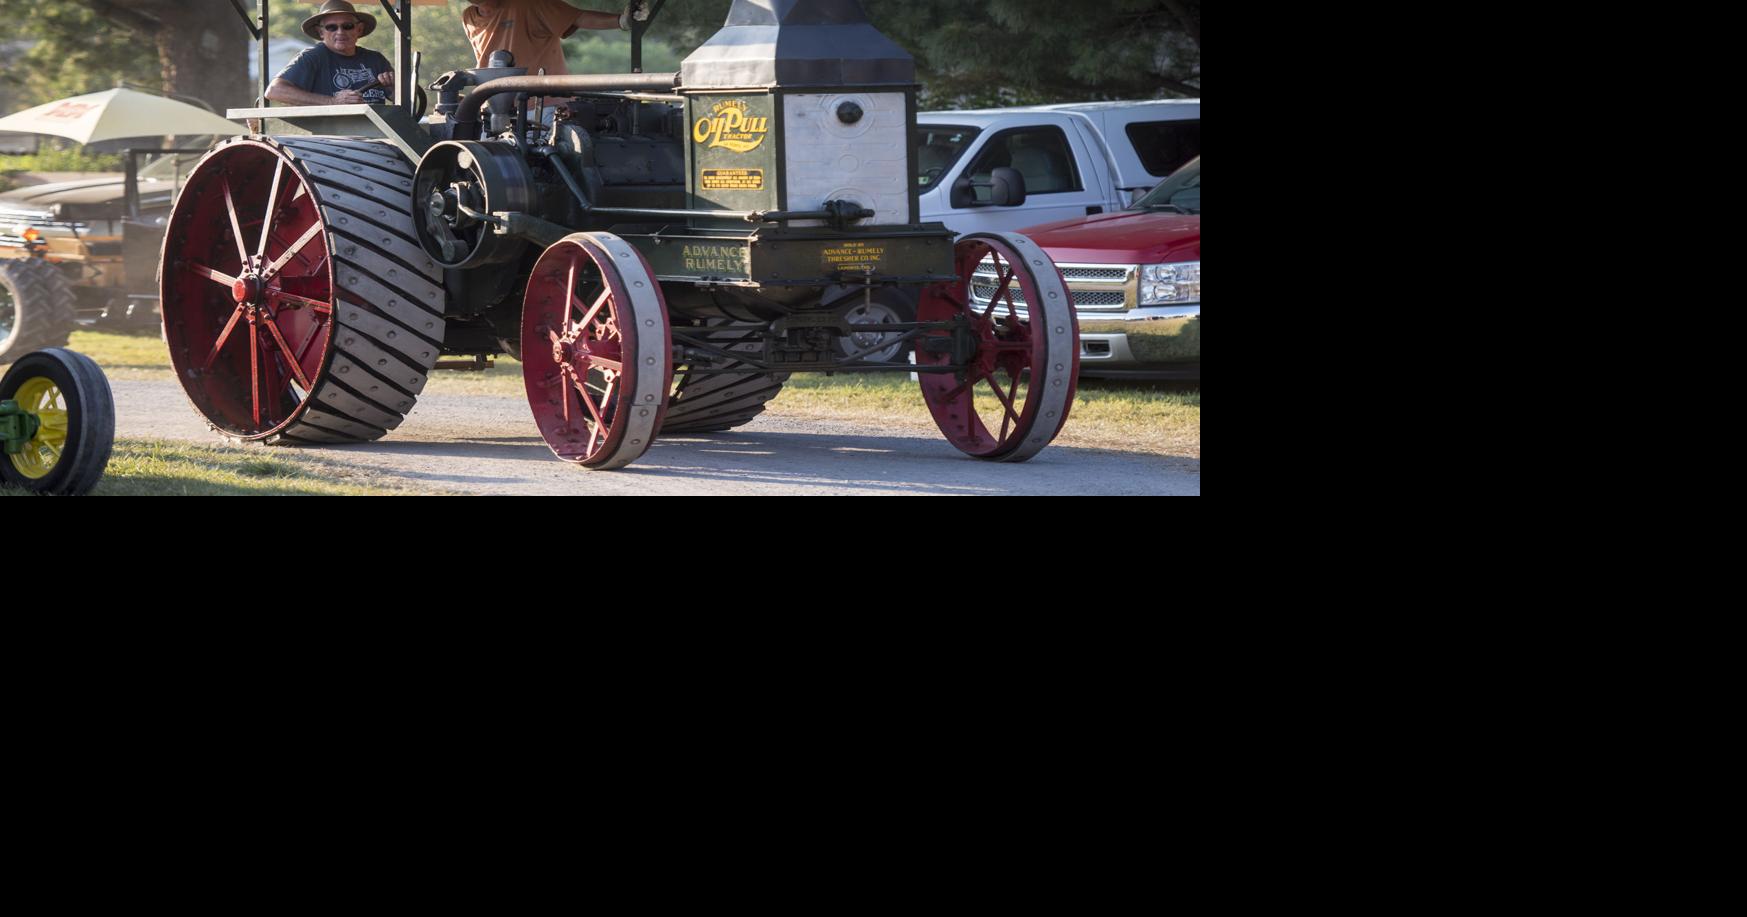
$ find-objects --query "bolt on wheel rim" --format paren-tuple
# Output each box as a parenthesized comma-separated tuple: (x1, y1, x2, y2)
(161, 142, 335, 438)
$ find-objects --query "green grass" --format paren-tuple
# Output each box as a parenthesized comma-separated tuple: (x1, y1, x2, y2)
(1, 438, 432, 496)
(62, 329, 1200, 459)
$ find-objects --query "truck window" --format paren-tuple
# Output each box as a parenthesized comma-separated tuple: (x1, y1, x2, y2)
(916, 126, 981, 190)
(1125, 120, 1201, 177)
(964, 127, 1083, 201)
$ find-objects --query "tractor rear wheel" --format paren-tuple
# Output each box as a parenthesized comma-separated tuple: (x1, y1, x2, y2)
(0, 259, 77, 365)
(522, 232, 673, 470)
(917, 232, 1080, 463)
(660, 320, 789, 435)
(159, 136, 445, 444)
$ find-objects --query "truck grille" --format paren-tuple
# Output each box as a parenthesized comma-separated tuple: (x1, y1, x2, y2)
(970, 259, 1135, 318)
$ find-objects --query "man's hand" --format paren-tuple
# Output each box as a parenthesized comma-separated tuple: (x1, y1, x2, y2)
(334, 89, 366, 104)
(377, 70, 395, 88)
(619, 1, 650, 31)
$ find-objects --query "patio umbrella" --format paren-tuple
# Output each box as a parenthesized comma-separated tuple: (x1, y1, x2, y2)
(0, 88, 245, 144)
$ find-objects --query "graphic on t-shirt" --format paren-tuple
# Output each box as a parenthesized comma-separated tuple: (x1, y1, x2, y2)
(334, 65, 387, 103)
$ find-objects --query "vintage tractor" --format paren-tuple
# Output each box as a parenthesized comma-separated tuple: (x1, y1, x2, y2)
(159, 0, 1079, 470)
(0, 348, 115, 495)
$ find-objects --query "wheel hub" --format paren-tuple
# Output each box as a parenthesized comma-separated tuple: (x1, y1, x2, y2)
(232, 274, 264, 304)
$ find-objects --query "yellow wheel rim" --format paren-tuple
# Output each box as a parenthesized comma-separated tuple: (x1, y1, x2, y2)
(8, 377, 67, 481)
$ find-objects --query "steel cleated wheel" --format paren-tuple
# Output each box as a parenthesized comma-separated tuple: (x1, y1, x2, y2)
(159, 136, 446, 444)
(916, 232, 1080, 462)
(0, 348, 114, 496)
(0, 259, 77, 365)
(522, 232, 673, 470)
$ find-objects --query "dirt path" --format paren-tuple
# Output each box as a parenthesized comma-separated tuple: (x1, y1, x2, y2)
(113, 378, 1200, 496)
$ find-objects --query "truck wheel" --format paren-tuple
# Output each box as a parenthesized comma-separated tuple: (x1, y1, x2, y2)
(917, 232, 1080, 463)
(0, 259, 77, 365)
(660, 320, 789, 434)
(0, 348, 114, 496)
(159, 136, 446, 444)
(836, 287, 917, 365)
(522, 232, 672, 470)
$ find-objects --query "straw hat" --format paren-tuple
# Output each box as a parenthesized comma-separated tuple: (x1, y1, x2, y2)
(301, 1, 378, 40)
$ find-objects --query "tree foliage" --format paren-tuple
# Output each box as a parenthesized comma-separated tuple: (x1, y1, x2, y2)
(649, 0, 1200, 108)
(1, 1, 1199, 120)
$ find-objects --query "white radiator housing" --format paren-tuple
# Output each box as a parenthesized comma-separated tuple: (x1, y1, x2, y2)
(782, 92, 910, 227)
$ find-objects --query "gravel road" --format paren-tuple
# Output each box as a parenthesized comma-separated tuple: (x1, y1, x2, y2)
(113, 378, 1200, 495)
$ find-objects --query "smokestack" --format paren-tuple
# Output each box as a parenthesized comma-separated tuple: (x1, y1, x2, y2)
(681, 0, 916, 90)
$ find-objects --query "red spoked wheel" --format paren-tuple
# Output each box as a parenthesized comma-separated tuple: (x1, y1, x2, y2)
(161, 136, 446, 443)
(916, 231, 1080, 462)
(522, 232, 673, 470)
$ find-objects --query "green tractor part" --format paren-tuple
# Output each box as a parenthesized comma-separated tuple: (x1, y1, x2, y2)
(0, 348, 115, 496)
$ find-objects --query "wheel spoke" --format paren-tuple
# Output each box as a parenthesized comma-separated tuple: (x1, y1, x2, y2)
(999, 372, 1022, 441)
(222, 177, 251, 267)
(187, 262, 239, 288)
(271, 290, 331, 313)
(204, 306, 247, 370)
(578, 288, 612, 333)
(986, 264, 1014, 318)
(257, 158, 285, 260)
(261, 315, 312, 390)
(984, 373, 1022, 435)
(249, 315, 262, 427)
(563, 258, 579, 332)
(263, 221, 325, 280)
(576, 378, 608, 451)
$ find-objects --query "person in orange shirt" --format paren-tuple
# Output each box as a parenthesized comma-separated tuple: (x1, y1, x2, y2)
(463, 0, 651, 76)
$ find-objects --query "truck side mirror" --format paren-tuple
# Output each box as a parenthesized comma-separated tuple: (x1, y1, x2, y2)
(950, 167, 1029, 209)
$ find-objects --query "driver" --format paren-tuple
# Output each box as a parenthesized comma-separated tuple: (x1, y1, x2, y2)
(463, 1, 651, 76)
(266, 1, 395, 106)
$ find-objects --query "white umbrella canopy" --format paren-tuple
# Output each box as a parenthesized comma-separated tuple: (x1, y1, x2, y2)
(0, 88, 246, 144)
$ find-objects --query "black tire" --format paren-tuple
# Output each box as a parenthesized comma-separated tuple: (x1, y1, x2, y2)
(660, 320, 788, 435)
(160, 136, 447, 446)
(0, 259, 78, 365)
(0, 348, 114, 496)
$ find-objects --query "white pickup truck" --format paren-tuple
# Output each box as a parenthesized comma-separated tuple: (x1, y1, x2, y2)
(836, 99, 1200, 364)
(915, 99, 1200, 234)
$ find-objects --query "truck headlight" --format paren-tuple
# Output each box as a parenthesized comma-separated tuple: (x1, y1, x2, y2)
(1141, 262, 1199, 305)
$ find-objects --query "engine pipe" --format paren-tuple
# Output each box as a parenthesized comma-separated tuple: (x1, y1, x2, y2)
(454, 73, 681, 139)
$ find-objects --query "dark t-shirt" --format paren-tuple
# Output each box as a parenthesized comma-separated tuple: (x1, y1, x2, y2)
(276, 45, 393, 104)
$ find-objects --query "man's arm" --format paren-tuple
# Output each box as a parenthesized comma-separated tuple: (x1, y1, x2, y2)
(563, 1, 649, 32)
(266, 78, 365, 106)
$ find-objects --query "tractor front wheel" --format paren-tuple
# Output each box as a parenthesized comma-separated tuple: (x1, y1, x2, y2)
(522, 232, 673, 470)
(916, 232, 1080, 463)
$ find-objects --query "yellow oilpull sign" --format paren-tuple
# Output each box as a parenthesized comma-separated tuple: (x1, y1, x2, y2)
(693, 100, 770, 154)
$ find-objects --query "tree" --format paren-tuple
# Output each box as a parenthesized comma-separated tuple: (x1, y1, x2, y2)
(0, 0, 251, 114)
(647, 0, 1200, 108)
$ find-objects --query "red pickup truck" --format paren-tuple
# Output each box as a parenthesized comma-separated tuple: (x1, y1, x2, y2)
(979, 157, 1200, 379)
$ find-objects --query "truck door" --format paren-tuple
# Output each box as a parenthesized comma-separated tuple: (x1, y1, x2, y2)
(951, 124, 1109, 233)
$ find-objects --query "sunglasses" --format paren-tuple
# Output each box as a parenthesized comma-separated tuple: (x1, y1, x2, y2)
(323, 22, 358, 32)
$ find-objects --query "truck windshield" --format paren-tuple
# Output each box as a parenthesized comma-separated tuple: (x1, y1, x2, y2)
(916, 126, 981, 190)
(1132, 156, 1199, 214)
